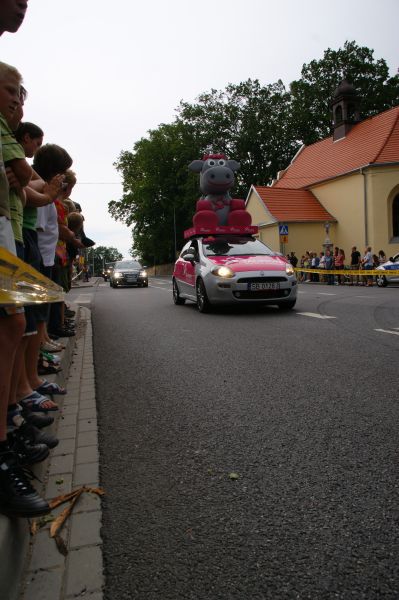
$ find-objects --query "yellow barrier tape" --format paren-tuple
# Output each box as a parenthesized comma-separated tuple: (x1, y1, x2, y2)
(0, 247, 64, 306)
(294, 268, 399, 276)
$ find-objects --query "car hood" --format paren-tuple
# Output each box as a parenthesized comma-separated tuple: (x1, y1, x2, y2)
(378, 261, 399, 271)
(206, 255, 288, 272)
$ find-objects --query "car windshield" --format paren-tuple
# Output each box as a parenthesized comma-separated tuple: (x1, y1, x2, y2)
(202, 236, 274, 257)
(115, 261, 142, 270)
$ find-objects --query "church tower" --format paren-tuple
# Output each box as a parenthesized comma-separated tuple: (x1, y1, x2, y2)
(331, 79, 361, 141)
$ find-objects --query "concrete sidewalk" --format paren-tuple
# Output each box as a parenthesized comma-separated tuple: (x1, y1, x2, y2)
(0, 305, 104, 600)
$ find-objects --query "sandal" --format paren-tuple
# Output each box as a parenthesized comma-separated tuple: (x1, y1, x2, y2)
(40, 350, 61, 364)
(35, 379, 66, 396)
(37, 359, 62, 375)
(19, 391, 59, 412)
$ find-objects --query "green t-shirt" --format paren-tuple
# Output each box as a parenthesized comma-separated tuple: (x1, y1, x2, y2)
(0, 114, 27, 240)
(0, 114, 10, 219)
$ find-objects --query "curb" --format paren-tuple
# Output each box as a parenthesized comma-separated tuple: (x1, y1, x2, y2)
(0, 303, 103, 600)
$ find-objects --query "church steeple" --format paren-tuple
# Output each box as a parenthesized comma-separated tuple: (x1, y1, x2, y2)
(331, 79, 361, 141)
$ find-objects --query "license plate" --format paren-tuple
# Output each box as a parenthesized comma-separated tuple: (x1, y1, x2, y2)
(248, 282, 280, 290)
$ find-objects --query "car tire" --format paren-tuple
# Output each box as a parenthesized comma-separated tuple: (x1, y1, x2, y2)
(278, 300, 296, 310)
(196, 278, 211, 313)
(173, 279, 185, 305)
(376, 274, 388, 287)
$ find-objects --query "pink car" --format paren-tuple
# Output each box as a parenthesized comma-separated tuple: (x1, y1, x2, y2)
(173, 235, 297, 313)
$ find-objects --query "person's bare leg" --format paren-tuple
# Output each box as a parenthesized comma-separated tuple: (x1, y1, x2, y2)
(24, 323, 58, 410)
(9, 335, 29, 408)
(0, 314, 25, 441)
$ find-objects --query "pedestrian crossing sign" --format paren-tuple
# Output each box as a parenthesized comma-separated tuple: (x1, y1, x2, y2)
(279, 224, 289, 235)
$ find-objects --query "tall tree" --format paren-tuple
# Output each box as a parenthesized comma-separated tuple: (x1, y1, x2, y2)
(87, 245, 123, 275)
(290, 40, 399, 145)
(110, 41, 399, 264)
(109, 121, 201, 265)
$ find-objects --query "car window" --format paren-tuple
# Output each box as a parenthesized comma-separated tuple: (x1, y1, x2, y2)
(115, 261, 142, 269)
(202, 236, 273, 257)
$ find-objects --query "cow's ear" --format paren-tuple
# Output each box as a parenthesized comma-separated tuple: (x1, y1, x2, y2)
(188, 160, 204, 173)
(227, 160, 240, 172)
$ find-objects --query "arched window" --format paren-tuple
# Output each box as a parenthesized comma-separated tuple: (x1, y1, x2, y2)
(334, 105, 343, 124)
(393, 194, 399, 237)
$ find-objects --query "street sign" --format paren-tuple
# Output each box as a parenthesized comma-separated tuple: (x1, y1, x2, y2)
(280, 235, 288, 244)
(279, 224, 289, 235)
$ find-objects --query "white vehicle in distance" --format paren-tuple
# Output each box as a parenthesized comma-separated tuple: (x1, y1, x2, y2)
(376, 253, 399, 287)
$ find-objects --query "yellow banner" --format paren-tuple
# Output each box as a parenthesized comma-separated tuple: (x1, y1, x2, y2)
(0, 247, 64, 306)
(294, 268, 399, 276)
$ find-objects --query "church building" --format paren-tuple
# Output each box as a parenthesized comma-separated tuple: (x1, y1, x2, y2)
(246, 81, 399, 258)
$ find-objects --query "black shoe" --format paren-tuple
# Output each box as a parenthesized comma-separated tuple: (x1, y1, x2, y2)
(48, 328, 75, 337)
(18, 422, 58, 450)
(8, 428, 50, 466)
(22, 409, 54, 429)
(0, 450, 50, 518)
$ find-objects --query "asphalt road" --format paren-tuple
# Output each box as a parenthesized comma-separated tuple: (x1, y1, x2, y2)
(79, 279, 399, 599)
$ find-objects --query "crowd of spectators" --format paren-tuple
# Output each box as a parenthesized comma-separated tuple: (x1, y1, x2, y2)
(0, 2, 94, 518)
(289, 246, 387, 286)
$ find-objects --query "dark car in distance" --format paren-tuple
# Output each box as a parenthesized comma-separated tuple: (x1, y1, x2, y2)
(102, 262, 115, 281)
(110, 260, 148, 288)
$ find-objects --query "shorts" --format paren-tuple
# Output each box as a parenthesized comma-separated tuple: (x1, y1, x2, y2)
(0, 215, 16, 255)
(52, 262, 70, 293)
(0, 217, 24, 315)
(22, 227, 41, 271)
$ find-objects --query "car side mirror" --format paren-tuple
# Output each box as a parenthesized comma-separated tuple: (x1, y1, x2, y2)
(184, 253, 195, 263)
(389, 257, 394, 262)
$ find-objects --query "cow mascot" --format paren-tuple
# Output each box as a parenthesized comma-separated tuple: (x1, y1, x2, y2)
(188, 154, 252, 228)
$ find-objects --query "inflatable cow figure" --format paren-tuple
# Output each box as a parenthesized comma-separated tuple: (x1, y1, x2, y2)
(188, 154, 252, 228)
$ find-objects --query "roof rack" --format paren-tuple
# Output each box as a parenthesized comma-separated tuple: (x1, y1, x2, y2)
(184, 225, 258, 240)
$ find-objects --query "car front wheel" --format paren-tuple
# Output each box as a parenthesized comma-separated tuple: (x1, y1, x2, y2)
(173, 279, 185, 305)
(196, 278, 211, 313)
(376, 274, 388, 287)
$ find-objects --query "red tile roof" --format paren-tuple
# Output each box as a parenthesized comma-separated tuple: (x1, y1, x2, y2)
(253, 187, 335, 222)
(274, 106, 399, 189)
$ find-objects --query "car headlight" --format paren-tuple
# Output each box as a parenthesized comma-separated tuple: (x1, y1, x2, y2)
(114, 272, 122, 278)
(285, 264, 295, 276)
(211, 266, 235, 278)
(140, 270, 148, 278)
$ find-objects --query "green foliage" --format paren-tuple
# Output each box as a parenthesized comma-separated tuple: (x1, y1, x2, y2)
(87, 245, 123, 275)
(109, 41, 399, 265)
(290, 40, 399, 145)
(110, 121, 201, 264)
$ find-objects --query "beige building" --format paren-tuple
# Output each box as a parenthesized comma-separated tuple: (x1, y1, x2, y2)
(246, 81, 399, 260)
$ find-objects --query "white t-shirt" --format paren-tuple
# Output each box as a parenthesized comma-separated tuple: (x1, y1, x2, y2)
(36, 203, 58, 267)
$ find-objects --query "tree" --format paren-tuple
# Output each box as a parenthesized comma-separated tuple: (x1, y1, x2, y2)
(110, 41, 399, 264)
(87, 246, 123, 275)
(290, 40, 399, 145)
(109, 121, 201, 265)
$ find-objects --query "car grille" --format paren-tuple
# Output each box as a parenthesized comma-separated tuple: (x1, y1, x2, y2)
(233, 289, 291, 299)
(237, 276, 287, 283)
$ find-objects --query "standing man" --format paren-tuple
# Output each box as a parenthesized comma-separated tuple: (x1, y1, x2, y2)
(350, 245, 361, 285)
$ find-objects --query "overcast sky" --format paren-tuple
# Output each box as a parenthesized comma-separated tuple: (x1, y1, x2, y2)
(1, 0, 398, 258)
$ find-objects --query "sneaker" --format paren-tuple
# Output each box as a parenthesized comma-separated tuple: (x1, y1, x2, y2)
(8, 428, 49, 466)
(22, 409, 54, 429)
(17, 422, 59, 450)
(0, 450, 50, 518)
